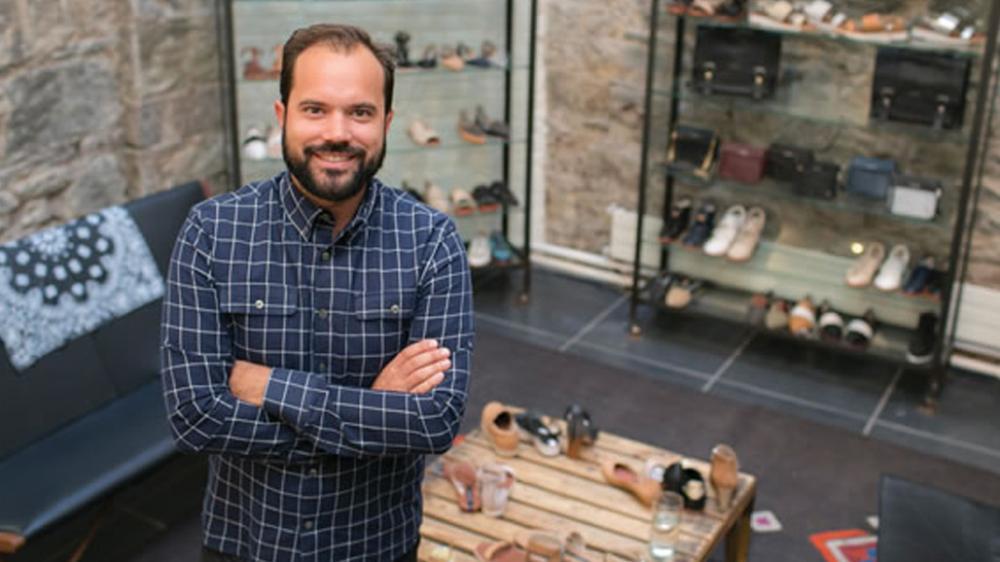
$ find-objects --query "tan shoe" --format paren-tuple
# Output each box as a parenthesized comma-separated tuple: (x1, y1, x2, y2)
(788, 296, 816, 336)
(481, 401, 519, 456)
(408, 119, 440, 146)
(726, 206, 766, 262)
(458, 111, 488, 145)
(440, 46, 464, 72)
(450, 188, 477, 217)
(601, 459, 661, 507)
(709, 444, 739, 511)
(845, 242, 886, 287)
(442, 459, 481, 512)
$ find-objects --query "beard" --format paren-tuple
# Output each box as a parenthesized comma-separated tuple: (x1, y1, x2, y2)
(283, 130, 386, 203)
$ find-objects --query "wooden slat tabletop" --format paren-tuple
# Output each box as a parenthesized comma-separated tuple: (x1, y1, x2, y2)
(419, 405, 757, 562)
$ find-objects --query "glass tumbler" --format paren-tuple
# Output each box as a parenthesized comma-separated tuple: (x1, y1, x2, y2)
(649, 491, 683, 561)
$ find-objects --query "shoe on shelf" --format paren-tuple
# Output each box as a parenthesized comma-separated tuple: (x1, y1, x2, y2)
(665, 277, 703, 309)
(658, 196, 693, 245)
(903, 256, 935, 295)
(450, 188, 477, 216)
(241, 46, 270, 81)
(764, 298, 789, 331)
(845, 242, 886, 288)
(601, 459, 661, 507)
(242, 126, 268, 160)
(924, 268, 944, 299)
(480, 401, 519, 455)
(458, 110, 488, 144)
(704, 204, 746, 257)
(402, 181, 424, 203)
(467, 233, 492, 268)
(456, 42, 475, 62)
(489, 231, 514, 264)
(408, 119, 440, 146)
(844, 309, 877, 349)
(439, 46, 464, 71)
(874, 243, 910, 292)
(818, 302, 844, 342)
(416, 44, 437, 68)
(489, 180, 519, 206)
(907, 312, 938, 365)
(564, 404, 599, 459)
(649, 272, 676, 305)
(266, 126, 282, 159)
(394, 31, 415, 69)
(747, 291, 771, 326)
(682, 200, 717, 248)
(424, 181, 450, 213)
(726, 206, 766, 262)
(475, 106, 510, 140)
(466, 40, 503, 68)
(472, 184, 501, 213)
(514, 411, 560, 457)
(788, 296, 816, 337)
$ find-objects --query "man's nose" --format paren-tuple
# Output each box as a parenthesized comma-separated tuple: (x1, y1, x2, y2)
(321, 113, 351, 143)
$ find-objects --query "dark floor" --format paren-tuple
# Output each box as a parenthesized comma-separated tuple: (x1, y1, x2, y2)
(11, 266, 1000, 562)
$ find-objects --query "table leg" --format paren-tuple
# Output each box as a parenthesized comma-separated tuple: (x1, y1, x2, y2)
(724, 496, 754, 562)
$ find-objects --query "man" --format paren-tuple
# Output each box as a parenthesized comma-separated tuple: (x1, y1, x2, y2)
(161, 23, 473, 562)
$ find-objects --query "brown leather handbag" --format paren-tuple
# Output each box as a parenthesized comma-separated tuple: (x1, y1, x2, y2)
(719, 142, 766, 184)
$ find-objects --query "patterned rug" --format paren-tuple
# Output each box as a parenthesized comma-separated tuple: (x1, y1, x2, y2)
(810, 529, 878, 562)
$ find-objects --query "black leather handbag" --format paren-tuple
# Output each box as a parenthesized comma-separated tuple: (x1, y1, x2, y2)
(667, 125, 719, 178)
(693, 26, 782, 99)
(766, 143, 814, 183)
(870, 47, 971, 129)
(793, 161, 840, 200)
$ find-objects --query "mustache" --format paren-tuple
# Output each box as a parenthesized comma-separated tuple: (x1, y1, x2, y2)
(304, 142, 365, 159)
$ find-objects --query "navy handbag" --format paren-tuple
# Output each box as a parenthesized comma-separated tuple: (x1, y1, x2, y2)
(846, 157, 897, 200)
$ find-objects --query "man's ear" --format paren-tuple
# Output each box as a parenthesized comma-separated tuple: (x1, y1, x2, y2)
(384, 109, 394, 135)
(274, 99, 286, 128)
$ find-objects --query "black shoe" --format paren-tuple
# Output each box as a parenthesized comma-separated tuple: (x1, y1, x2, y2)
(394, 31, 414, 68)
(488, 181, 519, 206)
(681, 200, 716, 247)
(659, 196, 693, 244)
(818, 302, 844, 342)
(648, 272, 676, 305)
(907, 312, 937, 365)
(471, 184, 501, 212)
(416, 44, 437, 68)
(564, 404, 598, 459)
(844, 309, 877, 349)
(514, 411, 560, 457)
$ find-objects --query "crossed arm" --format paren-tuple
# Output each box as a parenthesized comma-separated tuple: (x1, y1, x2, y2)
(160, 212, 473, 461)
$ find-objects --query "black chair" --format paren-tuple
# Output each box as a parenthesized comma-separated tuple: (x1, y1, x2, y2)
(878, 474, 1000, 562)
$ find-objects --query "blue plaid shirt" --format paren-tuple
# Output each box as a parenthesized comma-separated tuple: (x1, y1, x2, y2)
(160, 172, 473, 561)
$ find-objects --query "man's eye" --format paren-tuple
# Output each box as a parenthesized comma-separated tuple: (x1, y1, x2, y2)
(303, 106, 323, 115)
(353, 108, 374, 118)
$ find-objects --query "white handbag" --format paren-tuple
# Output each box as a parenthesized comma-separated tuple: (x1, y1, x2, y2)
(888, 175, 941, 220)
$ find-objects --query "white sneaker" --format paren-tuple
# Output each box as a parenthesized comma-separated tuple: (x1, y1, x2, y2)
(726, 206, 766, 262)
(703, 205, 746, 257)
(874, 244, 910, 291)
(845, 242, 885, 288)
(242, 127, 267, 160)
(468, 233, 491, 268)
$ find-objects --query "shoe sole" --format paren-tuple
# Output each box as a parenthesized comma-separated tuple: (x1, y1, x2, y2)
(905, 350, 934, 365)
(458, 130, 487, 144)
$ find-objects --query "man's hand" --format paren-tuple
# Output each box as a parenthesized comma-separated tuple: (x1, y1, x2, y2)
(229, 360, 272, 407)
(372, 339, 451, 394)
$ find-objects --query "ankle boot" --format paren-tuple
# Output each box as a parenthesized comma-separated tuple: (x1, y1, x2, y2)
(709, 444, 739, 511)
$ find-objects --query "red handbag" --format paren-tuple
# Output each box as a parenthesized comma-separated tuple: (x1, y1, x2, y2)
(719, 142, 766, 184)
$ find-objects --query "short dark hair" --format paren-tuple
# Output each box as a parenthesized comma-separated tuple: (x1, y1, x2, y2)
(279, 23, 395, 113)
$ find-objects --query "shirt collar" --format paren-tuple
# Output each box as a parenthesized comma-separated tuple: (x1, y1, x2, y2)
(279, 171, 381, 242)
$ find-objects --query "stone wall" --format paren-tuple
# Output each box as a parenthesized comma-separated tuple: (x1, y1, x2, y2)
(0, 0, 227, 244)
(541, 0, 1000, 290)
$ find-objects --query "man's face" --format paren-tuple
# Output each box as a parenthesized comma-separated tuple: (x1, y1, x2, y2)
(275, 44, 392, 203)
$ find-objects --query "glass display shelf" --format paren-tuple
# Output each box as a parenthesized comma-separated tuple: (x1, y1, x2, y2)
(236, 63, 525, 87)
(640, 280, 928, 369)
(239, 137, 526, 166)
(644, 83, 972, 146)
(661, 166, 954, 231)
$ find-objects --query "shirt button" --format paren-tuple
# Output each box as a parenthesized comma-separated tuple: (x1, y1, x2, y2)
(320, 250, 331, 261)
(304, 520, 314, 530)
(316, 308, 328, 319)
(389, 304, 401, 314)
(254, 300, 264, 310)
(309, 468, 318, 477)
(318, 362, 327, 371)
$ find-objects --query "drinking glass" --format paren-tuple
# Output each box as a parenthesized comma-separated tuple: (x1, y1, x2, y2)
(649, 491, 683, 561)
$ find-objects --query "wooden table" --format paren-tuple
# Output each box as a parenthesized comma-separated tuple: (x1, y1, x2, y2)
(418, 408, 757, 562)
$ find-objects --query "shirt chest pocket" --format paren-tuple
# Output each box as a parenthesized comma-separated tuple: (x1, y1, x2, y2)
(218, 284, 299, 360)
(353, 290, 416, 338)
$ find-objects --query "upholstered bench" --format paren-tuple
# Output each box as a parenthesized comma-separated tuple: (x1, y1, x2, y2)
(0, 181, 205, 555)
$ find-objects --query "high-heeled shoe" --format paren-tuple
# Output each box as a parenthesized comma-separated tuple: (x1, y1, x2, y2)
(564, 404, 598, 459)
(709, 444, 739, 511)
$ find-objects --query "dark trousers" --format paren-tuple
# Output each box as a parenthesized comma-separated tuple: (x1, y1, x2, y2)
(202, 538, 419, 562)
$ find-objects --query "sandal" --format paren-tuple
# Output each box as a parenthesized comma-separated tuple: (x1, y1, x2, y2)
(601, 458, 662, 507)
(440, 46, 464, 72)
(515, 411, 561, 456)
(408, 119, 440, 147)
(513, 530, 598, 562)
(450, 188, 477, 216)
(564, 404, 598, 459)
(442, 459, 481, 512)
